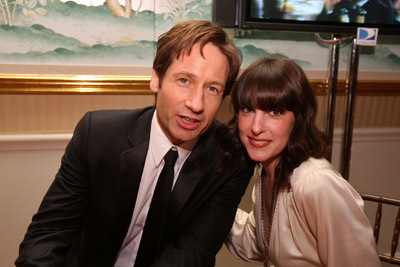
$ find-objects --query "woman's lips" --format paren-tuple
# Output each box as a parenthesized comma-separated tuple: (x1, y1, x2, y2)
(248, 136, 271, 148)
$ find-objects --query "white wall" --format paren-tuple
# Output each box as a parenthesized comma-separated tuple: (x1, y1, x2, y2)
(0, 134, 71, 267)
(1, 129, 399, 267)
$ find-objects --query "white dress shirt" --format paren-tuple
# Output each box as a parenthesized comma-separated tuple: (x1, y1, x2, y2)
(114, 111, 195, 267)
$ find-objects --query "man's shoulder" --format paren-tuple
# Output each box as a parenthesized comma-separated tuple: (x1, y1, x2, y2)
(76, 106, 154, 135)
(196, 120, 220, 147)
(88, 106, 154, 120)
(197, 120, 253, 166)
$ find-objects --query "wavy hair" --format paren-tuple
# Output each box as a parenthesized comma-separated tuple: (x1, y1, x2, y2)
(217, 57, 330, 190)
(153, 20, 242, 97)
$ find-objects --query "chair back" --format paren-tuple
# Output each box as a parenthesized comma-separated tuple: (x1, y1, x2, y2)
(360, 193, 400, 265)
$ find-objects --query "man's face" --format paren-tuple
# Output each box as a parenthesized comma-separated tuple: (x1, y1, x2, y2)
(150, 42, 229, 145)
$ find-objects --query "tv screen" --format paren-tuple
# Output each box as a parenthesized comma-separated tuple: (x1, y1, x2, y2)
(213, 0, 400, 35)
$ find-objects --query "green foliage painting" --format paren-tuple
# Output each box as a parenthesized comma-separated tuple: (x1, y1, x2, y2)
(0, 0, 399, 71)
(0, 0, 212, 66)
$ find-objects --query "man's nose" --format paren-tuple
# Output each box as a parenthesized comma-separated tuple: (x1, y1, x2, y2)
(185, 87, 205, 113)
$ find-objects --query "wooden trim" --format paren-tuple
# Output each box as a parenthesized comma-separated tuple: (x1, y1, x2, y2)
(309, 79, 400, 96)
(1, 74, 399, 96)
(353, 80, 400, 96)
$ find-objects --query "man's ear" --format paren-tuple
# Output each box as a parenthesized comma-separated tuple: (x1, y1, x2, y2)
(150, 70, 160, 93)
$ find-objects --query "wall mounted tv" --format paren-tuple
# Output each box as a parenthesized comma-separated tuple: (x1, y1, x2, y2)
(213, 0, 400, 35)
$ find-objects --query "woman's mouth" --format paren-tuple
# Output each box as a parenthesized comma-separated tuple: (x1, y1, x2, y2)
(248, 136, 271, 148)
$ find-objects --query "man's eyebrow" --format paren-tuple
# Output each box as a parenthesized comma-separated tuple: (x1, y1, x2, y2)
(174, 71, 196, 79)
(175, 71, 226, 87)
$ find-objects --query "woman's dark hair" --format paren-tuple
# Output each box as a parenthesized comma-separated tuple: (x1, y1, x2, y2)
(217, 57, 330, 190)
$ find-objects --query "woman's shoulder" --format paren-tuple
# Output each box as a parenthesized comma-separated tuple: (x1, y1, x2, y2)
(290, 157, 339, 183)
(290, 158, 347, 194)
(289, 157, 359, 205)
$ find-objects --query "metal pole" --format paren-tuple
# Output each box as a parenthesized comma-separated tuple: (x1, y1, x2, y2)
(325, 35, 340, 162)
(340, 37, 360, 180)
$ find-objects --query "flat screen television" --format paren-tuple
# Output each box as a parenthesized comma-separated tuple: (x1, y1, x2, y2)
(213, 0, 400, 35)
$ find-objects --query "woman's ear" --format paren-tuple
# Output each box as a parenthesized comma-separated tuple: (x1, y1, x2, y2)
(150, 70, 160, 93)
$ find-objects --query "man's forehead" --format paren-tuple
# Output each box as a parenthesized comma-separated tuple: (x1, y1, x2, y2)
(176, 42, 223, 61)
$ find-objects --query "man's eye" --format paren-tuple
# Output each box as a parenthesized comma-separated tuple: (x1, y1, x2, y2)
(207, 86, 220, 94)
(179, 78, 189, 84)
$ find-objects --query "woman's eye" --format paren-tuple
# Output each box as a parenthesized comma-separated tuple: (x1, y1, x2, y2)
(241, 107, 253, 113)
(270, 109, 282, 116)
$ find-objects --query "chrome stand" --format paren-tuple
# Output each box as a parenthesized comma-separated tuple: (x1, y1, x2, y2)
(325, 35, 340, 162)
(340, 38, 360, 180)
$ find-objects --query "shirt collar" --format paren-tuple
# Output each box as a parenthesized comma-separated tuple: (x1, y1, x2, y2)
(150, 111, 196, 168)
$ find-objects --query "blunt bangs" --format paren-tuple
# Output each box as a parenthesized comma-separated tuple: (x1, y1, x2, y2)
(234, 66, 298, 114)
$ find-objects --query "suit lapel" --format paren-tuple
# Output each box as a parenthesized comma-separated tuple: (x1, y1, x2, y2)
(117, 108, 154, 234)
(163, 129, 216, 234)
(167, 158, 203, 218)
(117, 112, 219, 251)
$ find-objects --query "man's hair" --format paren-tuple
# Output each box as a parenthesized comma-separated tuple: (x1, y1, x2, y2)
(153, 20, 242, 97)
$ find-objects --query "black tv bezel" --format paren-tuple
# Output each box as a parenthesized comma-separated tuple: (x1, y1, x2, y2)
(215, 0, 400, 35)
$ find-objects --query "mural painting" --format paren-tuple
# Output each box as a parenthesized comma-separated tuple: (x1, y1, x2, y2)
(0, 0, 399, 72)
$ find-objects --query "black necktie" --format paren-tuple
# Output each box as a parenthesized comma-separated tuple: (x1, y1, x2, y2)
(134, 148, 178, 267)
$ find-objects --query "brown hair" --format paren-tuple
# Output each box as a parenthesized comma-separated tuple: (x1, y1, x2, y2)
(217, 57, 330, 190)
(153, 20, 242, 96)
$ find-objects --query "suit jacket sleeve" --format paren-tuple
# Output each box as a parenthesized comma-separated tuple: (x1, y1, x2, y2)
(15, 112, 92, 266)
(152, 146, 255, 267)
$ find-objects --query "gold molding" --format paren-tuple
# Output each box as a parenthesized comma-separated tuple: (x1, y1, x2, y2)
(0, 74, 399, 96)
(309, 79, 400, 96)
(350, 80, 400, 96)
(0, 74, 152, 95)
(309, 79, 329, 95)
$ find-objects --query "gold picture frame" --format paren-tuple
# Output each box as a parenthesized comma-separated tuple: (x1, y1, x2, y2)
(1, 74, 399, 96)
(0, 74, 152, 95)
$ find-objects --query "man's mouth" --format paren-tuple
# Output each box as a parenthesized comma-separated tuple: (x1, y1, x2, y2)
(182, 117, 198, 123)
(177, 115, 201, 130)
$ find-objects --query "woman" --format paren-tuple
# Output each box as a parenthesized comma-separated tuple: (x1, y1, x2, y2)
(217, 57, 381, 267)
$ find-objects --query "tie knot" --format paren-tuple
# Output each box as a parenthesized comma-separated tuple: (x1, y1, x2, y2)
(164, 149, 178, 168)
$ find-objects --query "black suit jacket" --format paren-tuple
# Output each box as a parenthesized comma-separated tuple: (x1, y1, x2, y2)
(16, 107, 254, 267)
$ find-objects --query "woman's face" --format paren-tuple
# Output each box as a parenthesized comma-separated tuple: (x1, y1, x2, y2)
(238, 107, 295, 173)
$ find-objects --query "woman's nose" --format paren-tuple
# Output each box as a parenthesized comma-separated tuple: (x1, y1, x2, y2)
(251, 111, 267, 135)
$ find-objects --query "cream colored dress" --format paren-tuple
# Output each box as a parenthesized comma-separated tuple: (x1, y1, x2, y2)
(226, 157, 381, 267)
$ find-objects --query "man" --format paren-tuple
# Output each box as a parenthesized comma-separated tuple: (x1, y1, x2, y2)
(15, 20, 254, 267)
(316, 0, 395, 24)
(394, 0, 400, 22)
